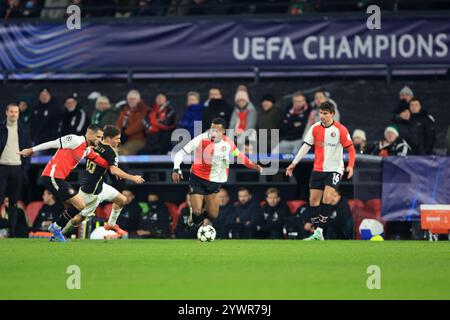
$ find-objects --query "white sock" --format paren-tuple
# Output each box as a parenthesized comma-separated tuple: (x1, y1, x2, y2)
(108, 207, 122, 227)
(62, 221, 75, 235)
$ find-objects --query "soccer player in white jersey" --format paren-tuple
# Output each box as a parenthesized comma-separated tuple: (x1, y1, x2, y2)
(172, 118, 263, 227)
(286, 102, 356, 240)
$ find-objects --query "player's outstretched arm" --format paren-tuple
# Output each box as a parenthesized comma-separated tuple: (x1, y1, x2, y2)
(286, 143, 311, 176)
(109, 165, 145, 184)
(18, 138, 62, 157)
(232, 149, 263, 174)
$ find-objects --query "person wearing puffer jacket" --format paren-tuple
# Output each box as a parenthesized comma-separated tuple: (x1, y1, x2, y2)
(178, 91, 204, 139)
(229, 88, 258, 149)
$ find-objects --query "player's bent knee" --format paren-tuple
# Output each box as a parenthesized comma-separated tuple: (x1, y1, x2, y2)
(115, 194, 127, 208)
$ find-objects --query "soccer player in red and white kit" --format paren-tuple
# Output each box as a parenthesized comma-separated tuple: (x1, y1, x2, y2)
(18, 124, 108, 242)
(172, 118, 263, 227)
(286, 102, 356, 240)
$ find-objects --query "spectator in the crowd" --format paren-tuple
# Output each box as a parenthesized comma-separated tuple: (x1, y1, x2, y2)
(447, 125, 450, 155)
(18, 96, 33, 126)
(83, 0, 116, 17)
(397, 86, 414, 115)
(409, 98, 436, 155)
(132, 0, 166, 16)
(257, 94, 283, 152)
(352, 129, 370, 154)
(274, 91, 311, 154)
(30, 88, 61, 146)
(115, 90, 149, 155)
(0, 103, 31, 237)
(311, 89, 341, 122)
(32, 189, 63, 232)
(256, 188, 290, 239)
(142, 93, 176, 155)
(204, 87, 223, 107)
(214, 187, 234, 239)
(0, 197, 29, 238)
(58, 93, 90, 136)
(371, 125, 411, 157)
(175, 194, 197, 239)
(286, 204, 311, 239)
(91, 96, 118, 128)
(41, 0, 70, 19)
(178, 91, 204, 138)
(229, 89, 258, 148)
(114, 0, 133, 16)
(393, 103, 423, 155)
(116, 190, 142, 236)
(324, 189, 353, 240)
(202, 88, 231, 127)
(185, 0, 231, 15)
(136, 193, 170, 238)
(4, 0, 41, 19)
(230, 187, 259, 239)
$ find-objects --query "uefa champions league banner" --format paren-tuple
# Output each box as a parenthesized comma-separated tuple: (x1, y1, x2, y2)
(381, 157, 450, 222)
(0, 18, 449, 73)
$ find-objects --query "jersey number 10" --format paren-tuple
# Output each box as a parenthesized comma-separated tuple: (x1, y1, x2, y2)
(86, 160, 97, 174)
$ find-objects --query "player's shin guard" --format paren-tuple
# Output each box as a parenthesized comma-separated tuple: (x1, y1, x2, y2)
(56, 206, 80, 229)
(192, 212, 206, 226)
(317, 204, 333, 229)
(108, 207, 123, 227)
(310, 206, 321, 228)
(62, 220, 75, 235)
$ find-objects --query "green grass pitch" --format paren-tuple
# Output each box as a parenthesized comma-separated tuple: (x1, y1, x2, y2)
(0, 239, 449, 300)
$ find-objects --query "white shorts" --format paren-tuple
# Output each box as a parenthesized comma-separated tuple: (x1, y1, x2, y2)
(79, 183, 120, 217)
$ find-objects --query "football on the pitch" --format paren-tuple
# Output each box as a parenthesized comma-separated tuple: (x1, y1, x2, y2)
(197, 225, 216, 242)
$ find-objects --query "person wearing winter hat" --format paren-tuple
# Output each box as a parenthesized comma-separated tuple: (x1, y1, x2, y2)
(352, 129, 369, 154)
(399, 86, 414, 102)
(396, 86, 414, 118)
(229, 89, 258, 149)
(257, 94, 283, 152)
(371, 125, 411, 157)
(58, 93, 90, 136)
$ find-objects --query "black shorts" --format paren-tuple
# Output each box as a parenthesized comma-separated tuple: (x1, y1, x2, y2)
(189, 173, 222, 196)
(309, 171, 342, 191)
(42, 176, 78, 203)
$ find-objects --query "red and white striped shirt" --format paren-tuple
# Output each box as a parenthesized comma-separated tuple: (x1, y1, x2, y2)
(174, 132, 255, 183)
(39, 135, 107, 179)
(303, 121, 354, 175)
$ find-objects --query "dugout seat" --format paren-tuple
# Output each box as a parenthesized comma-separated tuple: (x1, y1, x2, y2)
(365, 199, 382, 219)
(25, 201, 44, 226)
(95, 205, 109, 220)
(287, 200, 307, 214)
(351, 199, 385, 239)
(174, 202, 187, 230)
(165, 202, 179, 233)
(102, 203, 113, 220)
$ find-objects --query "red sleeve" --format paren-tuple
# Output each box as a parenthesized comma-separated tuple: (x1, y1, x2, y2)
(228, 138, 256, 169)
(236, 152, 256, 169)
(339, 124, 353, 149)
(86, 149, 108, 168)
(346, 144, 356, 169)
